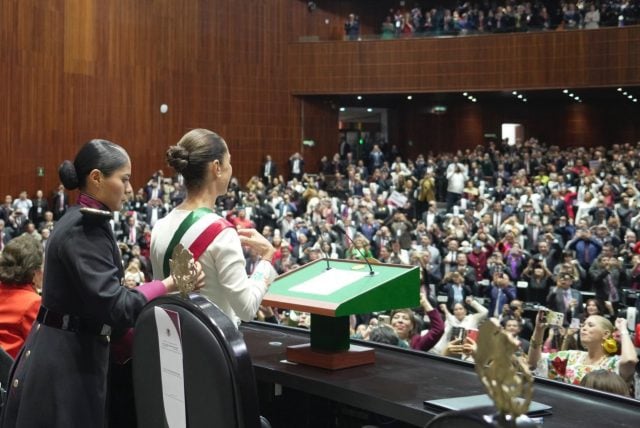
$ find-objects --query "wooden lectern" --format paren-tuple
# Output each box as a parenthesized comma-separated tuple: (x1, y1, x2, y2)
(262, 258, 419, 370)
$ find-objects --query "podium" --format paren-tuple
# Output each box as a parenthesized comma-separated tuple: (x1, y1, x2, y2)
(262, 258, 419, 369)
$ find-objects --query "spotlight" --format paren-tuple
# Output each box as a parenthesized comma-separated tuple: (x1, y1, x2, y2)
(357, 95, 362, 100)
(512, 91, 518, 95)
(517, 94, 523, 99)
(618, 88, 623, 92)
(623, 92, 628, 96)
(463, 92, 468, 96)
(563, 89, 569, 94)
(407, 95, 413, 100)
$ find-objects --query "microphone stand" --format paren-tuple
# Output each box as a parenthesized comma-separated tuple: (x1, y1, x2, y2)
(333, 224, 376, 276)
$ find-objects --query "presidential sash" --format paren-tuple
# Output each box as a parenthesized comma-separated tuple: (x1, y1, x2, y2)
(161, 207, 233, 277)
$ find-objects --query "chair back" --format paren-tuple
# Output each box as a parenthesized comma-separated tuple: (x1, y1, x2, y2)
(133, 294, 262, 428)
(0, 347, 13, 387)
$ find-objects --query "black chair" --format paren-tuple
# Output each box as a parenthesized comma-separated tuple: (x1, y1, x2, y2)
(133, 294, 270, 428)
(0, 347, 14, 388)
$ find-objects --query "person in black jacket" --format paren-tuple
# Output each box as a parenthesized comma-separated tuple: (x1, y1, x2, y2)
(1, 139, 204, 428)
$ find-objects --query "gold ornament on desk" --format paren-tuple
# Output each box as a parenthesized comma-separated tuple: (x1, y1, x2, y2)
(169, 243, 199, 298)
(474, 319, 534, 425)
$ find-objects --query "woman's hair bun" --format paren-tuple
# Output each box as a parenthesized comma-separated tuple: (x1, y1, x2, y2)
(166, 145, 190, 173)
(59, 160, 79, 190)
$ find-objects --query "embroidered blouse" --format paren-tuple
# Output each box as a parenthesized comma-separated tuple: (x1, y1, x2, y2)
(535, 349, 620, 385)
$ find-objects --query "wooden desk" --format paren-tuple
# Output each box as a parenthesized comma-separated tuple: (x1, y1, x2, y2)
(241, 322, 640, 428)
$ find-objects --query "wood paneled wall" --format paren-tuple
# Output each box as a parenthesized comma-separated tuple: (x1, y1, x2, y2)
(2, 0, 639, 199)
(0, 0, 312, 197)
(289, 26, 640, 94)
(397, 100, 640, 159)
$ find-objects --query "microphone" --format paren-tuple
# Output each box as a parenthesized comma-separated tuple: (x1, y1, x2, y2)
(314, 227, 332, 271)
(332, 224, 375, 276)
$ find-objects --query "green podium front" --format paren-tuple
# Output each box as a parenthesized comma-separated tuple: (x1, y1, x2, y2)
(262, 259, 419, 369)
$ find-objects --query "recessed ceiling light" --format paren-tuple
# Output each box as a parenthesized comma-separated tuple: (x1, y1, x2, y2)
(512, 91, 518, 95)
(629, 95, 634, 99)
(634, 99, 638, 103)
(623, 92, 628, 96)
(367, 108, 373, 112)
(517, 94, 523, 99)
(568, 93, 574, 97)
(523, 98, 528, 102)
(357, 95, 362, 100)
(563, 89, 569, 94)
(463, 92, 468, 96)
(618, 88, 623, 92)
(407, 95, 413, 100)
(472, 99, 477, 103)
(339, 107, 346, 112)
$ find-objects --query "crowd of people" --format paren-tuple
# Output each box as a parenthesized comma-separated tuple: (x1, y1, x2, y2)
(2, 132, 640, 403)
(345, 0, 640, 39)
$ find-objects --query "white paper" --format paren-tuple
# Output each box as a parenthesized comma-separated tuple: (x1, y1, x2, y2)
(154, 307, 186, 428)
(290, 268, 369, 295)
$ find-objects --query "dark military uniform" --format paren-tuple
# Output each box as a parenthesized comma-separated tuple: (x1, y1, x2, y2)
(1, 205, 151, 427)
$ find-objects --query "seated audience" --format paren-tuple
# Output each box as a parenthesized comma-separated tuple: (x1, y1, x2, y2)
(0, 235, 43, 358)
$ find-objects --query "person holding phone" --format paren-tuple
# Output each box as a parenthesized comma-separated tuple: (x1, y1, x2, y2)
(433, 296, 487, 355)
(528, 312, 637, 386)
(546, 272, 584, 326)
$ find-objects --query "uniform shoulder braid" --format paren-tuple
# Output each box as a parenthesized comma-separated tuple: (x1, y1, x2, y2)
(77, 193, 113, 221)
(79, 206, 113, 219)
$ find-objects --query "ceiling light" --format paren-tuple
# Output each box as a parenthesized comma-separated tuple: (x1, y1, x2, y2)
(357, 95, 362, 100)
(512, 91, 518, 95)
(634, 99, 638, 103)
(618, 88, 623, 91)
(367, 108, 373, 112)
(463, 92, 468, 96)
(472, 99, 477, 103)
(339, 107, 346, 112)
(623, 92, 628, 96)
(563, 89, 569, 94)
(568, 93, 574, 97)
(523, 98, 528, 102)
(407, 95, 413, 100)
(629, 95, 634, 99)
(517, 94, 523, 99)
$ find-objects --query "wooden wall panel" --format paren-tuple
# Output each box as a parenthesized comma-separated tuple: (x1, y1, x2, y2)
(289, 27, 640, 94)
(0, 0, 307, 198)
(397, 101, 640, 160)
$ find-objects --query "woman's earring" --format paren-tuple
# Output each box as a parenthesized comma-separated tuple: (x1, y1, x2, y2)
(602, 337, 618, 354)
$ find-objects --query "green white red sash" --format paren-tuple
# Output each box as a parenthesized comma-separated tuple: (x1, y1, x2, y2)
(162, 207, 233, 277)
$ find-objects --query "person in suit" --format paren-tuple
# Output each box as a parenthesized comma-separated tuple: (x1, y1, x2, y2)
(546, 272, 584, 327)
(261, 155, 277, 185)
(547, 189, 568, 218)
(144, 198, 167, 228)
(29, 190, 49, 226)
(0, 235, 43, 358)
(442, 271, 473, 311)
(486, 271, 517, 318)
(589, 256, 627, 313)
(145, 179, 164, 202)
(121, 215, 144, 247)
(51, 184, 69, 220)
(288, 152, 304, 181)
